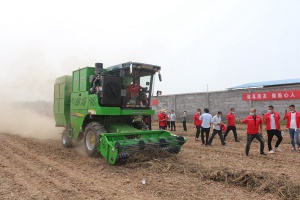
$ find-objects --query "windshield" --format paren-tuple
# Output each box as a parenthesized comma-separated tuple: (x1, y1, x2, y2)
(121, 68, 154, 108)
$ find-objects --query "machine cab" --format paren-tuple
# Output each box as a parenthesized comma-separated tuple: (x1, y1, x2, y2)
(98, 62, 161, 108)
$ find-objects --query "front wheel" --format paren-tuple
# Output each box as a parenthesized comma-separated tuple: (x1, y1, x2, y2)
(84, 122, 106, 157)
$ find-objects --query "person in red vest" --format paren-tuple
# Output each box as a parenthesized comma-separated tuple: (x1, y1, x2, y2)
(283, 104, 300, 151)
(158, 109, 167, 130)
(193, 109, 202, 141)
(166, 112, 171, 130)
(263, 105, 282, 154)
(164, 111, 169, 130)
(242, 108, 266, 156)
(128, 81, 148, 106)
(224, 108, 239, 142)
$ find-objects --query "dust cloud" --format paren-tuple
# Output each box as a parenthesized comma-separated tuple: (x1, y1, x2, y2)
(0, 46, 95, 141)
(0, 47, 68, 140)
(0, 101, 62, 140)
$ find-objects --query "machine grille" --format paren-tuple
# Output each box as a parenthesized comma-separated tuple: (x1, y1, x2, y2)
(80, 97, 87, 106)
(89, 96, 97, 106)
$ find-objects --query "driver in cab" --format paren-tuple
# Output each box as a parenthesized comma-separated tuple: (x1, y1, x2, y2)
(127, 81, 147, 106)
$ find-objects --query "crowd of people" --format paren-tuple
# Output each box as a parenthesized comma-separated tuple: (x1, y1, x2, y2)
(158, 104, 300, 156)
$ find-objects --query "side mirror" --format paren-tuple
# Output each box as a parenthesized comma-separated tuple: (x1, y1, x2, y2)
(158, 73, 162, 82)
(156, 90, 162, 96)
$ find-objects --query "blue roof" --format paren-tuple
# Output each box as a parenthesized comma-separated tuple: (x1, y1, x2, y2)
(227, 78, 300, 90)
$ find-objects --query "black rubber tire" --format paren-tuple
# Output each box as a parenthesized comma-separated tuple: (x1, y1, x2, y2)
(62, 130, 73, 148)
(84, 122, 106, 157)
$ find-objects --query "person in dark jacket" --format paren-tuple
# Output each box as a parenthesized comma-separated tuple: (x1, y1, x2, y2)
(181, 111, 187, 132)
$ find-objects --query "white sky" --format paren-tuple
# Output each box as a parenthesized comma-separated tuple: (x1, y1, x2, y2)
(0, 0, 299, 101)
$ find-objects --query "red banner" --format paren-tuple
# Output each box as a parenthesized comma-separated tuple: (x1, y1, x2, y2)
(242, 90, 300, 101)
(152, 99, 158, 106)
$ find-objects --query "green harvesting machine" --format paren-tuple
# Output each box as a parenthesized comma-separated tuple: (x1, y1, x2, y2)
(54, 62, 186, 164)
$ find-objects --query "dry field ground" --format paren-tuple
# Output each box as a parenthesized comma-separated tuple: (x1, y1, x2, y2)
(1, 122, 300, 200)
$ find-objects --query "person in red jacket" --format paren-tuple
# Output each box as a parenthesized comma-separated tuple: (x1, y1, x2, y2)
(193, 109, 202, 141)
(242, 108, 266, 156)
(127, 81, 142, 103)
(164, 112, 169, 130)
(158, 109, 167, 130)
(263, 105, 282, 153)
(283, 104, 300, 151)
(224, 108, 239, 142)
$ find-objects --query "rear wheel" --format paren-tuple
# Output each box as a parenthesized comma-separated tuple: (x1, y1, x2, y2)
(62, 129, 73, 148)
(84, 122, 106, 157)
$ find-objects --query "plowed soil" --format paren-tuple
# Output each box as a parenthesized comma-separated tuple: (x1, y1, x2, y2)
(1, 123, 300, 200)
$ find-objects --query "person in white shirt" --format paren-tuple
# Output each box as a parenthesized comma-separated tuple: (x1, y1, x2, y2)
(170, 110, 176, 131)
(208, 111, 226, 145)
(200, 108, 212, 145)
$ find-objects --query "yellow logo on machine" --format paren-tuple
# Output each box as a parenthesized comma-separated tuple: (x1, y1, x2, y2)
(71, 112, 84, 118)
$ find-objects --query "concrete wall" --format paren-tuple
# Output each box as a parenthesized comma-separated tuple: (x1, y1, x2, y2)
(152, 84, 300, 122)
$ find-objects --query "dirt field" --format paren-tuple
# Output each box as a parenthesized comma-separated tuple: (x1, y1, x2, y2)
(1, 123, 300, 200)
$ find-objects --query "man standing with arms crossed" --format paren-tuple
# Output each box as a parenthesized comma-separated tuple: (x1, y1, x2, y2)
(264, 105, 282, 154)
(283, 105, 300, 151)
(224, 108, 239, 142)
(242, 108, 266, 156)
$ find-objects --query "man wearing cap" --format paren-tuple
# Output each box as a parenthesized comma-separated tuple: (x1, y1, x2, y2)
(158, 109, 167, 130)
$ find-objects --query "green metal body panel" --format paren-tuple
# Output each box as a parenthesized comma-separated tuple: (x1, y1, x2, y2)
(54, 75, 72, 127)
(72, 70, 80, 92)
(88, 99, 155, 115)
(71, 91, 90, 109)
(108, 123, 139, 133)
(70, 109, 88, 138)
(72, 67, 94, 92)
